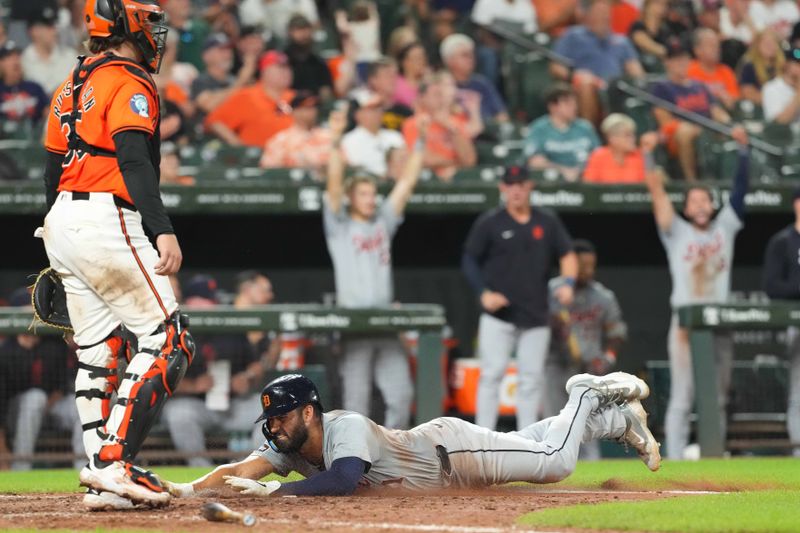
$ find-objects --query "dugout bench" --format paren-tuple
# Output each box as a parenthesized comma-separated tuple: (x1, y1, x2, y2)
(678, 302, 800, 457)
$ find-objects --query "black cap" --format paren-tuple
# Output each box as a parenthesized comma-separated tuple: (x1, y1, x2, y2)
(0, 40, 21, 59)
(290, 90, 318, 109)
(28, 6, 58, 27)
(502, 164, 530, 184)
(665, 36, 690, 59)
(183, 274, 219, 302)
(203, 33, 231, 52)
(288, 14, 312, 30)
(255, 374, 322, 423)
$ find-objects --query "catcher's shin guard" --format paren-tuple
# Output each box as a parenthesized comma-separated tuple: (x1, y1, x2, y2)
(75, 332, 132, 458)
(98, 312, 194, 463)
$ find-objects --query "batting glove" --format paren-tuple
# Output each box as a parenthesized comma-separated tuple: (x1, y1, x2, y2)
(223, 476, 281, 497)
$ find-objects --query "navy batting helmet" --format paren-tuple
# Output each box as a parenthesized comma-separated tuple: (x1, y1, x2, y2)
(256, 374, 322, 449)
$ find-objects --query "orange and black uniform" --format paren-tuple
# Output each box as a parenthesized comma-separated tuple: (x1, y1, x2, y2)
(43, 53, 173, 236)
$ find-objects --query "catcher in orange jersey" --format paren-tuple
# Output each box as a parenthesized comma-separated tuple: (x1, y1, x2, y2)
(40, 0, 193, 510)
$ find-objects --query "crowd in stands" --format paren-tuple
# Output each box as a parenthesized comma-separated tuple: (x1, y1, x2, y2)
(2, 0, 800, 184)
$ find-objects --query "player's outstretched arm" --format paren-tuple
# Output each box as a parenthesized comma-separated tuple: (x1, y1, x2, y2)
(643, 164, 674, 233)
(387, 117, 428, 216)
(325, 107, 349, 213)
(163, 455, 275, 497)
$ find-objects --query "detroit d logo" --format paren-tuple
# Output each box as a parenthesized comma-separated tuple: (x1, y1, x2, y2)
(261, 394, 271, 409)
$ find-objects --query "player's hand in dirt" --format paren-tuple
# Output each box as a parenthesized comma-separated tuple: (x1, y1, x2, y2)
(155, 233, 182, 276)
(161, 479, 195, 498)
(223, 476, 281, 496)
(480, 290, 510, 313)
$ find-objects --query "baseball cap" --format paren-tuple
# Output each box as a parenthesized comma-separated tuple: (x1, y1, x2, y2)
(291, 90, 318, 109)
(259, 50, 289, 70)
(183, 275, 219, 302)
(501, 164, 530, 184)
(28, 6, 58, 28)
(288, 14, 312, 30)
(203, 33, 232, 52)
(0, 40, 22, 59)
(665, 36, 690, 59)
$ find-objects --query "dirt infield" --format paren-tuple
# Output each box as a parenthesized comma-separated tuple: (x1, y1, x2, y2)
(0, 487, 675, 532)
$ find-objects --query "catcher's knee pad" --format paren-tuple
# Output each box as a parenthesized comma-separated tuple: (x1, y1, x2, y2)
(99, 312, 194, 462)
(75, 333, 130, 457)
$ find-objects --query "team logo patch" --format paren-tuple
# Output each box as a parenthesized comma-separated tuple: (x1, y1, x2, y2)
(532, 225, 544, 240)
(129, 93, 150, 118)
(261, 394, 271, 409)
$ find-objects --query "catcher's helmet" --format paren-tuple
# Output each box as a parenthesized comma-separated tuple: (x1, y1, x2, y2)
(84, 0, 168, 73)
(256, 374, 322, 449)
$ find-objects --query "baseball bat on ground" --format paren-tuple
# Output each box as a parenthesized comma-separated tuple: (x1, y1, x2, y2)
(201, 502, 257, 527)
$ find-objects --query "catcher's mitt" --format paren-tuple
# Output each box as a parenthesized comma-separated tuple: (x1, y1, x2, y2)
(32, 267, 72, 331)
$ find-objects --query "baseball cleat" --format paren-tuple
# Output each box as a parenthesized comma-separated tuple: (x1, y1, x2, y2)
(618, 400, 661, 472)
(566, 371, 650, 407)
(83, 488, 135, 511)
(79, 460, 171, 507)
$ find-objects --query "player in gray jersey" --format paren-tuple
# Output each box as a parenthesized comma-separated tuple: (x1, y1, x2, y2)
(162, 373, 660, 498)
(546, 240, 627, 460)
(644, 127, 750, 460)
(322, 109, 426, 429)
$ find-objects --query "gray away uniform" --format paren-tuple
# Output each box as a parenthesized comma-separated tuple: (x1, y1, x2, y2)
(659, 203, 742, 459)
(323, 195, 413, 429)
(253, 390, 627, 490)
(546, 278, 627, 459)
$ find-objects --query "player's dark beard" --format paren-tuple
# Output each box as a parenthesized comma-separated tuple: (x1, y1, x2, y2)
(273, 422, 308, 453)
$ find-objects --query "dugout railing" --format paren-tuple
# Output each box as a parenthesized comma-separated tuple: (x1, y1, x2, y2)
(0, 304, 447, 467)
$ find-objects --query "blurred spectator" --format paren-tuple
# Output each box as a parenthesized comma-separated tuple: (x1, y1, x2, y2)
(205, 50, 294, 147)
(530, 0, 579, 36)
(365, 59, 413, 131)
(57, 0, 88, 52)
(525, 84, 600, 182)
(0, 41, 49, 133)
(160, 143, 195, 186)
(720, 0, 759, 45)
(238, 0, 319, 44)
(387, 26, 419, 59)
(629, 0, 672, 69)
(0, 20, 6, 48)
(651, 37, 730, 181)
(163, 275, 263, 467)
(470, 0, 538, 86)
(164, 0, 210, 71)
(749, 0, 799, 40)
(687, 28, 741, 109)
(583, 114, 660, 184)
(402, 72, 477, 181)
(203, 0, 241, 39)
(665, 0, 697, 36)
(324, 109, 426, 429)
(285, 14, 333, 99)
(762, 47, 800, 123)
(0, 289, 81, 471)
(231, 26, 267, 86)
(327, 23, 359, 98)
(191, 34, 256, 121)
(259, 91, 333, 174)
(6, 0, 59, 47)
(472, 0, 537, 33)
(551, 0, 644, 125)
(336, 1, 382, 81)
(440, 34, 509, 123)
(342, 91, 407, 180)
(697, 0, 722, 34)
(393, 41, 429, 108)
(20, 7, 77, 95)
(738, 30, 784, 104)
(611, 0, 640, 35)
(155, 33, 193, 145)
